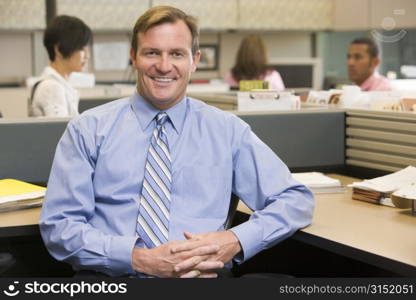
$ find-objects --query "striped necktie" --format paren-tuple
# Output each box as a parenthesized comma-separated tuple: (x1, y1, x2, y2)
(137, 112, 172, 248)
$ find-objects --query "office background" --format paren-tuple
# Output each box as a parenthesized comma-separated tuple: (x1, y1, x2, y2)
(0, 0, 415, 278)
(1, 0, 416, 87)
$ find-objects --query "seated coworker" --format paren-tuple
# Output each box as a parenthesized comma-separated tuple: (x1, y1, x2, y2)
(30, 15, 92, 117)
(224, 35, 285, 91)
(40, 6, 314, 278)
(347, 37, 394, 91)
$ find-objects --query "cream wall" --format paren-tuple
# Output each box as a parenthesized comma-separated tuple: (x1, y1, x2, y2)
(0, 30, 313, 84)
(0, 32, 32, 84)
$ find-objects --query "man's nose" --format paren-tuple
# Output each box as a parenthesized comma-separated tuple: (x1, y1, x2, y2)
(156, 54, 172, 73)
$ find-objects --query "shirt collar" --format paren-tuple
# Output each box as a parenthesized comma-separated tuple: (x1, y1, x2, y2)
(130, 92, 187, 134)
(360, 72, 380, 91)
(42, 66, 72, 89)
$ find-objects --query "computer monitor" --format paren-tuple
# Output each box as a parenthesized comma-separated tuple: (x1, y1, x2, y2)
(268, 57, 322, 92)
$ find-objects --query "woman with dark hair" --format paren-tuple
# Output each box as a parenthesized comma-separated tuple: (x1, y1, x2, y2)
(30, 15, 92, 117)
(224, 35, 285, 91)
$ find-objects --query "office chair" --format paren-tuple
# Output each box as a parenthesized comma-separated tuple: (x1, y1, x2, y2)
(0, 253, 15, 276)
(225, 193, 239, 230)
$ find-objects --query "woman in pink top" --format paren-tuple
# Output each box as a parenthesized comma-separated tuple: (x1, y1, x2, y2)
(224, 35, 285, 91)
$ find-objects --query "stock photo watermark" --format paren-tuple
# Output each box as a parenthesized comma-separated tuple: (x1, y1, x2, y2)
(2, 280, 127, 297)
(371, 8, 407, 43)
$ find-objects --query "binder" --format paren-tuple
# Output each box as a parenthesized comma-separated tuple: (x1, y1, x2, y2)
(0, 179, 46, 212)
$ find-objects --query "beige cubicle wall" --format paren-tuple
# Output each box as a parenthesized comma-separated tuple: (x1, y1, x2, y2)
(0, 85, 135, 118)
(188, 92, 237, 110)
(346, 109, 416, 172)
(0, 84, 232, 117)
(0, 87, 29, 117)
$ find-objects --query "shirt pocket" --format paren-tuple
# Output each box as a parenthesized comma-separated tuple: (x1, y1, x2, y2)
(175, 165, 230, 219)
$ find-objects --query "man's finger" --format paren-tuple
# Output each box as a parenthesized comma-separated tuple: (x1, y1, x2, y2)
(180, 269, 201, 278)
(170, 239, 205, 253)
(194, 260, 224, 271)
(199, 273, 219, 278)
(183, 232, 198, 240)
(175, 257, 224, 273)
(172, 243, 219, 255)
(174, 255, 204, 272)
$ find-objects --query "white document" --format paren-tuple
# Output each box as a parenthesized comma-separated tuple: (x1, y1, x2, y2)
(238, 91, 298, 111)
(93, 41, 130, 71)
(292, 172, 344, 194)
(349, 166, 416, 193)
(292, 172, 341, 188)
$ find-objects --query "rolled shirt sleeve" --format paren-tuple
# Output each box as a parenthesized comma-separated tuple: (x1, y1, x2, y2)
(228, 119, 315, 262)
(39, 121, 137, 276)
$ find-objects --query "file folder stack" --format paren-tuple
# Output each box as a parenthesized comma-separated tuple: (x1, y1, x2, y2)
(351, 188, 390, 205)
(349, 166, 416, 207)
(0, 179, 46, 212)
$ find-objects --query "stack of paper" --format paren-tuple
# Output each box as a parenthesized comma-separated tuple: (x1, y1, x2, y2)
(391, 184, 416, 209)
(349, 166, 416, 207)
(0, 179, 46, 212)
(292, 172, 344, 194)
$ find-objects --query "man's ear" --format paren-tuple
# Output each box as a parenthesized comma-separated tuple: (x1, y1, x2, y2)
(130, 47, 137, 68)
(191, 50, 201, 73)
(370, 56, 380, 70)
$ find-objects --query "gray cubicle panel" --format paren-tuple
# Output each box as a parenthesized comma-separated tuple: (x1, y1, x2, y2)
(0, 110, 345, 185)
(79, 99, 116, 113)
(237, 110, 345, 169)
(0, 119, 69, 184)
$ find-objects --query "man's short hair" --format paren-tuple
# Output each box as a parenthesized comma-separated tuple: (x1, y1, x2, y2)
(350, 37, 379, 58)
(44, 15, 92, 62)
(131, 6, 199, 55)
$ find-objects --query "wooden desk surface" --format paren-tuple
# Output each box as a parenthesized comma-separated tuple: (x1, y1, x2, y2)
(238, 174, 416, 275)
(2, 175, 416, 275)
(0, 206, 41, 237)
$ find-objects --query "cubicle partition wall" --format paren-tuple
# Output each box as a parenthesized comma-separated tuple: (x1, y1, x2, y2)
(346, 109, 416, 172)
(0, 110, 345, 185)
(238, 110, 345, 170)
(0, 118, 69, 184)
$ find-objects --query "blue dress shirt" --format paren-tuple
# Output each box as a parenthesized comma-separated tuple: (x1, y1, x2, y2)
(40, 93, 314, 277)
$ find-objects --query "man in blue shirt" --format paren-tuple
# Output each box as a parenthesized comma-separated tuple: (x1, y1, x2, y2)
(40, 6, 314, 278)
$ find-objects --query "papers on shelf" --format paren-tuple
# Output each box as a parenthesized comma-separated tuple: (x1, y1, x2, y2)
(238, 91, 300, 111)
(349, 166, 416, 207)
(292, 172, 344, 194)
(0, 179, 46, 212)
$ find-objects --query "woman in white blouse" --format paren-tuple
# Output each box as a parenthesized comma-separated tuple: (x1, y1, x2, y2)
(30, 15, 92, 117)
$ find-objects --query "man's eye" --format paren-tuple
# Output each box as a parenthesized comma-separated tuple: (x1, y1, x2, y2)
(172, 52, 183, 57)
(145, 51, 157, 56)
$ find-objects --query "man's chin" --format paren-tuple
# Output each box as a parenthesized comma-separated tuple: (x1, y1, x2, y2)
(147, 96, 181, 110)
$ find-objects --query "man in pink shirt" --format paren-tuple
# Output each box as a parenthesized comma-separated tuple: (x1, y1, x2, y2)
(347, 37, 395, 91)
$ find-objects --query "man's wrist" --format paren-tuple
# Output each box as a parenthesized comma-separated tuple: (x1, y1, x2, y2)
(132, 247, 150, 274)
(227, 230, 242, 256)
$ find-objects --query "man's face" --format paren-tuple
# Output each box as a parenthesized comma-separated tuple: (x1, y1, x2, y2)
(347, 43, 379, 85)
(130, 20, 200, 110)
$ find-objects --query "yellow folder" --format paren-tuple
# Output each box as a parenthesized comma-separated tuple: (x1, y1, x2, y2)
(0, 179, 46, 204)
